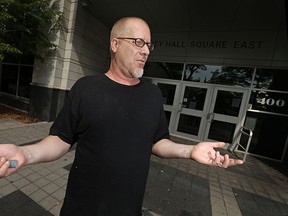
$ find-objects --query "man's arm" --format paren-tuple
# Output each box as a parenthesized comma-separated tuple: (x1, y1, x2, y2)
(152, 139, 193, 159)
(152, 138, 243, 168)
(20, 135, 71, 164)
(0, 135, 71, 176)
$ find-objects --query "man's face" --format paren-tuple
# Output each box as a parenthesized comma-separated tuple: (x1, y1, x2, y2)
(113, 21, 151, 79)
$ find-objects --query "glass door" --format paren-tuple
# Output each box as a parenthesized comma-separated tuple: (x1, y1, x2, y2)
(203, 86, 249, 145)
(153, 79, 249, 146)
(173, 83, 212, 141)
(152, 80, 181, 131)
(173, 84, 249, 145)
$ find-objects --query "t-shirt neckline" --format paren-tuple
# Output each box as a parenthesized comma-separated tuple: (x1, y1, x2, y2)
(102, 73, 142, 88)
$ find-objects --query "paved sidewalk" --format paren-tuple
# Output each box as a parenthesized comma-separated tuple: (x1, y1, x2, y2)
(0, 119, 288, 216)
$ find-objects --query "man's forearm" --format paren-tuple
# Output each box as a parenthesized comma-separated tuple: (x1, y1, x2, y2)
(20, 135, 71, 165)
(152, 138, 194, 159)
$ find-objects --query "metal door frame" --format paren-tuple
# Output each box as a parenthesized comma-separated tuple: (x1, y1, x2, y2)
(202, 86, 250, 147)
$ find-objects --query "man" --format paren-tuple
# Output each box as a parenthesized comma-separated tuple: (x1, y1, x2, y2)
(0, 17, 243, 215)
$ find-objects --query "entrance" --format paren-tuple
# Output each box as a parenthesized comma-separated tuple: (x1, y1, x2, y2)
(154, 80, 249, 147)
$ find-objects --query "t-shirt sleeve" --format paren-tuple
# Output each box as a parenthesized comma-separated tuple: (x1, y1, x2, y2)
(49, 82, 81, 145)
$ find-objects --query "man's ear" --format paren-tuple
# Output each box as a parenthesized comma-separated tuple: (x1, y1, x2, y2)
(110, 38, 118, 53)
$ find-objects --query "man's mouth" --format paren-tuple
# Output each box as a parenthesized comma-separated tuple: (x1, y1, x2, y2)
(137, 60, 146, 67)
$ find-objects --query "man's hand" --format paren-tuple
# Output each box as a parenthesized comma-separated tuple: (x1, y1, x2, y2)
(0, 144, 26, 177)
(191, 142, 243, 168)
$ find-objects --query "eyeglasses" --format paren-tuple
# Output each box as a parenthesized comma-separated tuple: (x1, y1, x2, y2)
(117, 37, 154, 51)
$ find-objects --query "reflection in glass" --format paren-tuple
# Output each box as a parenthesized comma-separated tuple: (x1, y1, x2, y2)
(184, 64, 253, 87)
(177, 114, 201, 136)
(144, 62, 183, 80)
(253, 68, 288, 91)
(214, 90, 243, 116)
(182, 87, 207, 110)
(208, 120, 235, 143)
(157, 83, 176, 105)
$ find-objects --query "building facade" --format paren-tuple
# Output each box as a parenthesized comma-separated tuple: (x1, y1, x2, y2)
(0, 0, 287, 163)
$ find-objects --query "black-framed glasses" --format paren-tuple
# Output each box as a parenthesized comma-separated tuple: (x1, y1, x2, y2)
(117, 37, 154, 51)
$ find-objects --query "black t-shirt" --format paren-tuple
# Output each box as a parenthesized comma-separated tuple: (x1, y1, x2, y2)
(50, 74, 170, 216)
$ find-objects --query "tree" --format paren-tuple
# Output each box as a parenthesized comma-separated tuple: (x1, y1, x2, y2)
(209, 66, 253, 87)
(0, 0, 62, 61)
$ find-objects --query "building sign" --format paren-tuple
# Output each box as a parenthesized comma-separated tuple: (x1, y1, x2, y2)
(150, 31, 288, 67)
(153, 40, 264, 50)
(250, 90, 288, 115)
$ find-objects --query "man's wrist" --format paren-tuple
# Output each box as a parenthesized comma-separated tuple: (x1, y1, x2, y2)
(183, 145, 194, 159)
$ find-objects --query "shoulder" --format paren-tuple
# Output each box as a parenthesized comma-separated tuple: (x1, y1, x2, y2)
(67, 74, 106, 101)
(140, 78, 162, 94)
(75, 73, 103, 85)
(71, 74, 104, 90)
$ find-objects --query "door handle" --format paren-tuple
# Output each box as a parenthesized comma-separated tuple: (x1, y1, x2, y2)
(206, 113, 215, 122)
(177, 103, 183, 113)
(206, 113, 211, 120)
(210, 113, 215, 123)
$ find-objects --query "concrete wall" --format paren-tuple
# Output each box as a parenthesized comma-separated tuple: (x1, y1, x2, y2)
(29, 0, 110, 120)
(66, 1, 110, 89)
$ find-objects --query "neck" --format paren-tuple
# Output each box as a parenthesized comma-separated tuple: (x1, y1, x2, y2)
(105, 69, 140, 86)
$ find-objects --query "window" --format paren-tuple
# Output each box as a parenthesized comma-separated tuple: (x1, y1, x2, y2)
(144, 62, 183, 80)
(184, 64, 253, 87)
(244, 112, 288, 160)
(0, 55, 34, 99)
(253, 68, 288, 91)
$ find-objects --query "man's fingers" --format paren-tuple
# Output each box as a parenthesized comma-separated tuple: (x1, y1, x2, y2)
(0, 157, 6, 166)
(212, 142, 225, 148)
(0, 160, 10, 177)
(221, 154, 230, 168)
(233, 159, 244, 165)
(215, 151, 221, 164)
(219, 154, 244, 168)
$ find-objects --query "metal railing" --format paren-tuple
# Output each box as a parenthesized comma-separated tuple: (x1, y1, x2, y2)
(229, 126, 253, 162)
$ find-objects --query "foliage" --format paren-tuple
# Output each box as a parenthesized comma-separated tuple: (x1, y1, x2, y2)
(0, 0, 62, 61)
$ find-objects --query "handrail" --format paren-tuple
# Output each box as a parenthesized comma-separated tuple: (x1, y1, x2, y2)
(228, 126, 253, 162)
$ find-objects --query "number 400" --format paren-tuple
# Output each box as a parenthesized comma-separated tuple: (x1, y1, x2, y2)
(257, 98, 285, 107)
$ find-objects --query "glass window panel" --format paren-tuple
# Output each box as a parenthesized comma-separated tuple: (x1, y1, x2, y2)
(157, 83, 176, 105)
(3, 55, 34, 65)
(1, 64, 18, 95)
(249, 90, 288, 115)
(1, 63, 33, 98)
(244, 112, 288, 160)
(254, 68, 288, 91)
(213, 90, 243, 116)
(144, 62, 183, 80)
(182, 87, 207, 111)
(208, 120, 236, 143)
(177, 114, 201, 136)
(18, 66, 33, 98)
(184, 64, 253, 87)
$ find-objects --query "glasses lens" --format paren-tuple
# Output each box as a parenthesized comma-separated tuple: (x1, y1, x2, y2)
(134, 38, 154, 51)
(135, 38, 145, 47)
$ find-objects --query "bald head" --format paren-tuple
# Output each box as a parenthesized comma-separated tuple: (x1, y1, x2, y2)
(110, 17, 151, 40)
(108, 17, 151, 80)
